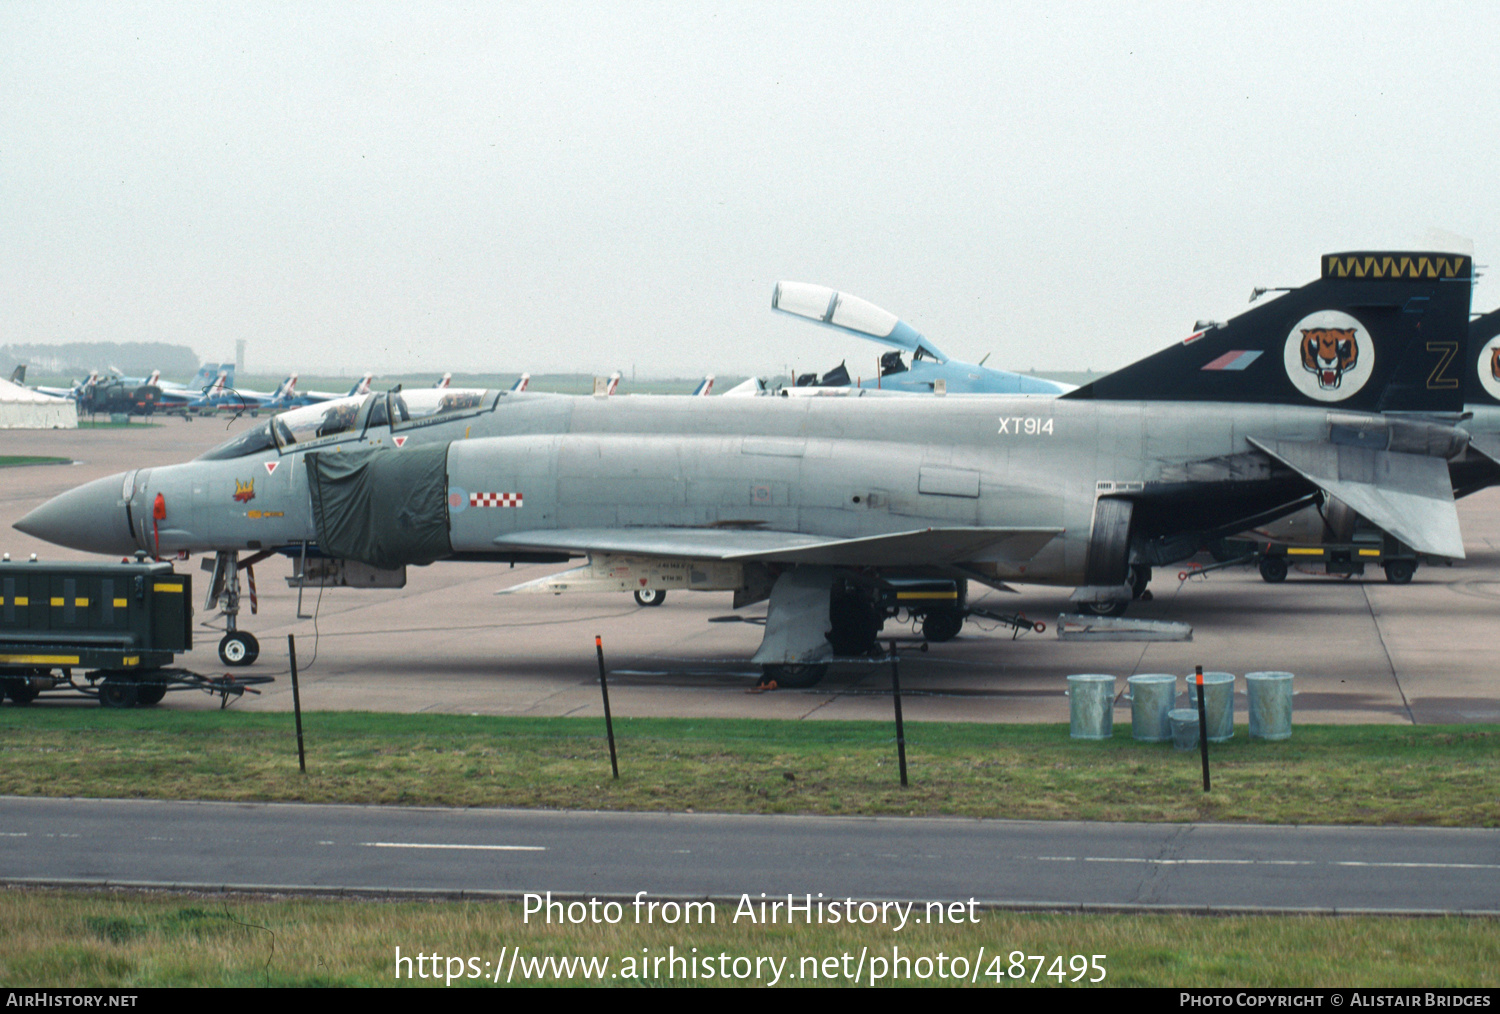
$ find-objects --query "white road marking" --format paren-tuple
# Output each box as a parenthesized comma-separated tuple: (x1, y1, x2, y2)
(362, 841, 546, 852)
(1034, 856, 1500, 870)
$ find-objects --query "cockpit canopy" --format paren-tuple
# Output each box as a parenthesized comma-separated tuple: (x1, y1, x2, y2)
(196, 388, 501, 461)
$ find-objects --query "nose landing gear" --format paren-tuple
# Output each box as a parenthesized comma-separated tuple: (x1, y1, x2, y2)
(205, 550, 271, 666)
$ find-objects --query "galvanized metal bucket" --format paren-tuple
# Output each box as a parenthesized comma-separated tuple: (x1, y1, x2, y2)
(1168, 708, 1200, 751)
(1067, 673, 1115, 740)
(1185, 671, 1235, 742)
(1127, 673, 1177, 742)
(1245, 671, 1294, 741)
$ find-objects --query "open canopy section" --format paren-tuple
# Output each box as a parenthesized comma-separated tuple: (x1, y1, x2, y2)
(772, 281, 949, 362)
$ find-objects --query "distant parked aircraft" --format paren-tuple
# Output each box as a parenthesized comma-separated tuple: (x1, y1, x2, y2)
(772, 282, 1072, 395)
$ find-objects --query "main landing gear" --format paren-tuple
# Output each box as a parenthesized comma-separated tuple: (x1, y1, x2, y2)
(1076, 565, 1152, 617)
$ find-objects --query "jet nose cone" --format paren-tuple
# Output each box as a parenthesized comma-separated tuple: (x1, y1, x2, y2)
(14, 472, 138, 555)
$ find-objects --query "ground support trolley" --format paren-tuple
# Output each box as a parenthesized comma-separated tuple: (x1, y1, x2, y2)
(0, 557, 269, 707)
(1188, 535, 1423, 585)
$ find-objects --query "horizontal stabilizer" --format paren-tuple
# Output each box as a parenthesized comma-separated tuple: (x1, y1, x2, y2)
(493, 526, 1061, 567)
(1247, 438, 1464, 559)
(1465, 432, 1500, 466)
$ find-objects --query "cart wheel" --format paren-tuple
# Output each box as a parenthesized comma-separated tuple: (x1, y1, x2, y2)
(1383, 559, 1416, 585)
(1078, 599, 1128, 618)
(1259, 556, 1288, 583)
(99, 676, 138, 709)
(219, 631, 260, 666)
(135, 681, 168, 706)
(633, 588, 666, 607)
(920, 610, 964, 643)
(3, 679, 38, 705)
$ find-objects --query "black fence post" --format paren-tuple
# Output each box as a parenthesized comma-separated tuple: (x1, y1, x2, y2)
(595, 635, 619, 779)
(889, 641, 908, 788)
(288, 634, 306, 774)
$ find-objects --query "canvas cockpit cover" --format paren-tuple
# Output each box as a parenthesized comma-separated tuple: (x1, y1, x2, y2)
(306, 444, 452, 569)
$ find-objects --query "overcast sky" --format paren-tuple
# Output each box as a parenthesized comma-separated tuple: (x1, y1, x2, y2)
(3, 2, 1497, 378)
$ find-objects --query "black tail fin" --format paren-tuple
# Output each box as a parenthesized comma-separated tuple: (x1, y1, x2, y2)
(8, 365, 23, 385)
(1465, 307, 1500, 407)
(1065, 252, 1472, 413)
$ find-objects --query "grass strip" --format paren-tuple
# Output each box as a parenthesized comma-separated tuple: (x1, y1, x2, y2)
(0, 888, 1493, 987)
(0, 455, 72, 467)
(1, 710, 1496, 826)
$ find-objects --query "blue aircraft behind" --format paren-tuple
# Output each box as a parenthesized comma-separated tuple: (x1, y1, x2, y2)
(771, 281, 1072, 395)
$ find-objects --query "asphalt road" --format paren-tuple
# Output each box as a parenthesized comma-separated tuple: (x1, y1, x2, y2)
(3, 796, 1497, 914)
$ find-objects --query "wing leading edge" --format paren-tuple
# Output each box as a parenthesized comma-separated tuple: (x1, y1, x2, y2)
(492, 525, 1061, 567)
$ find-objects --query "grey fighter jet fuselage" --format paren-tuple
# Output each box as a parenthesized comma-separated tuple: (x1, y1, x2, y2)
(15, 251, 1477, 684)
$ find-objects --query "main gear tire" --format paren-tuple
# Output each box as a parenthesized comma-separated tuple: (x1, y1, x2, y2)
(827, 595, 882, 656)
(633, 588, 667, 607)
(1128, 565, 1153, 600)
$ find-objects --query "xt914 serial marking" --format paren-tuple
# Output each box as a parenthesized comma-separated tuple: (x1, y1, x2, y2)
(16, 251, 1489, 686)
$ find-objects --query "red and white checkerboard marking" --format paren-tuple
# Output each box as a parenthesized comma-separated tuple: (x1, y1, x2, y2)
(470, 492, 523, 508)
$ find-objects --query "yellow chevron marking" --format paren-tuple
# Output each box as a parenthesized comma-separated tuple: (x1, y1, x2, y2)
(155, 583, 183, 593)
(113, 598, 128, 608)
(122, 656, 139, 667)
(49, 597, 63, 607)
(0, 654, 78, 665)
(1358, 549, 1381, 557)
(896, 591, 960, 600)
(1286, 548, 1324, 556)
(1324, 254, 1469, 279)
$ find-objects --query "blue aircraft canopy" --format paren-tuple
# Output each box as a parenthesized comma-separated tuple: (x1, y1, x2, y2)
(772, 281, 946, 361)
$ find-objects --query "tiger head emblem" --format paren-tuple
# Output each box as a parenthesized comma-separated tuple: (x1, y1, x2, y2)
(1300, 327, 1359, 391)
(1491, 346, 1500, 382)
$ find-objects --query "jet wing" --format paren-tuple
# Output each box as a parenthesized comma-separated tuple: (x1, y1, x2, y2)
(492, 526, 1061, 567)
(1247, 437, 1464, 559)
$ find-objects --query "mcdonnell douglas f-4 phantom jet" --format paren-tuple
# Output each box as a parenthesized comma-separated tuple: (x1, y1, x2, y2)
(15, 251, 1475, 684)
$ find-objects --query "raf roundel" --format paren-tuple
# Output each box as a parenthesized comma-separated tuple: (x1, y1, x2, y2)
(1476, 337, 1500, 402)
(1282, 309, 1374, 402)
